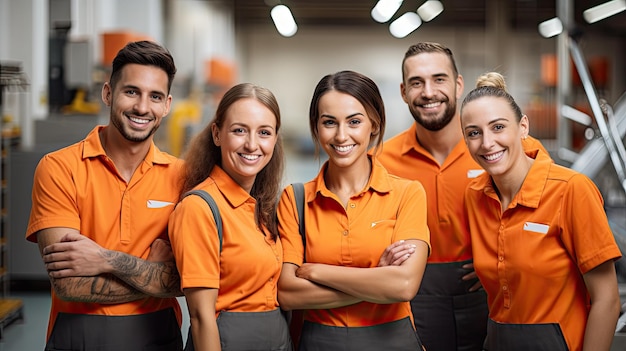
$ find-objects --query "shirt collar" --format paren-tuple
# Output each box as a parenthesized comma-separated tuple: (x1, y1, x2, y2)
(308, 155, 392, 203)
(399, 123, 470, 166)
(399, 123, 421, 156)
(211, 165, 254, 208)
(469, 149, 551, 209)
(83, 126, 107, 158)
(513, 149, 551, 208)
(82, 125, 172, 166)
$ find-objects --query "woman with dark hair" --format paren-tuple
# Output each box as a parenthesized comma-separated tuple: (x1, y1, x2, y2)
(277, 70, 430, 350)
(169, 83, 291, 351)
(461, 72, 621, 351)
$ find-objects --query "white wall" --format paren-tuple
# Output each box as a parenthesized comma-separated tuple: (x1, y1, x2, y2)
(167, 0, 235, 87)
(69, 0, 165, 66)
(236, 21, 625, 141)
(0, 0, 9, 58)
(236, 24, 551, 139)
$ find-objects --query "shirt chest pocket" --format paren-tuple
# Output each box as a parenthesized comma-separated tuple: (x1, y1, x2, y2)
(356, 219, 397, 254)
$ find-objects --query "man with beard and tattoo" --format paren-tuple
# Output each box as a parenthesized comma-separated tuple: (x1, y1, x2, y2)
(26, 41, 184, 351)
(377, 42, 547, 351)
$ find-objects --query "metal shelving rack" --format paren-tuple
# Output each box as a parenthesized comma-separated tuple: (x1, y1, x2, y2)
(0, 62, 26, 338)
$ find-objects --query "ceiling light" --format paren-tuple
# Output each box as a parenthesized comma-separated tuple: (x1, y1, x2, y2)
(583, 0, 626, 23)
(371, 0, 403, 23)
(417, 0, 444, 22)
(389, 12, 422, 38)
(271, 4, 297, 37)
(538, 17, 563, 38)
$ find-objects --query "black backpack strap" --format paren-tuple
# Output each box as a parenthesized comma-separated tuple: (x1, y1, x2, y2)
(183, 190, 223, 252)
(291, 183, 305, 260)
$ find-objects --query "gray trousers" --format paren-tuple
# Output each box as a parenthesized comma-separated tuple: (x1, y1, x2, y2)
(411, 261, 489, 351)
(299, 317, 423, 351)
(483, 319, 569, 351)
(45, 308, 183, 351)
(185, 308, 293, 351)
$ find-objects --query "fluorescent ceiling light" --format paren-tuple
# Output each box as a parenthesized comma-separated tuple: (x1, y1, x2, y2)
(538, 17, 563, 38)
(417, 0, 444, 22)
(389, 12, 422, 38)
(371, 0, 403, 23)
(583, 0, 626, 23)
(271, 5, 298, 37)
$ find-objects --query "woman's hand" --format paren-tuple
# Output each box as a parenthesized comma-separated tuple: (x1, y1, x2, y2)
(378, 240, 417, 267)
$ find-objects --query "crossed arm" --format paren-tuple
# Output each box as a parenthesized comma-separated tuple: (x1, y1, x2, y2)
(278, 239, 428, 310)
(37, 227, 181, 304)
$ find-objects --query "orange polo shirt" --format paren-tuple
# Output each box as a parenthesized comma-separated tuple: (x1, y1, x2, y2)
(277, 157, 430, 327)
(378, 123, 482, 263)
(26, 126, 183, 338)
(169, 166, 283, 313)
(378, 123, 548, 264)
(465, 149, 622, 350)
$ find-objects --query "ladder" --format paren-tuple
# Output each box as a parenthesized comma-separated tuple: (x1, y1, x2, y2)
(560, 34, 626, 194)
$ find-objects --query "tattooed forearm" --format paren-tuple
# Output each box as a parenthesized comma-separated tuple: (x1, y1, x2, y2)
(52, 275, 145, 304)
(90, 274, 146, 301)
(106, 251, 182, 298)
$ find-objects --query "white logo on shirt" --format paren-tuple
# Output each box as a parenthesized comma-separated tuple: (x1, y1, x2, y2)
(146, 200, 175, 208)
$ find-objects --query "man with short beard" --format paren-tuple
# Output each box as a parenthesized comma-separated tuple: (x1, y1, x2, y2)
(378, 41, 487, 351)
(378, 42, 547, 351)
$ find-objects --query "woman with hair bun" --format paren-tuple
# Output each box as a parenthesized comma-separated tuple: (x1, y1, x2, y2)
(460, 72, 622, 351)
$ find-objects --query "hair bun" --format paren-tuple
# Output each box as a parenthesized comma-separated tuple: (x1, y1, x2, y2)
(475, 72, 507, 92)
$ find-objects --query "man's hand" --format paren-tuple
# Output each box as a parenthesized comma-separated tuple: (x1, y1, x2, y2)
(378, 240, 416, 267)
(147, 238, 175, 263)
(462, 262, 483, 292)
(43, 232, 112, 278)
(295, 263, 314, 281)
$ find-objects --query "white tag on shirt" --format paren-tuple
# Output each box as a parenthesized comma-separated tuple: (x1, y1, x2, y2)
(467, 169, 485, 178)
(523, 222, 549, 234)
(146, 200, 174, 208)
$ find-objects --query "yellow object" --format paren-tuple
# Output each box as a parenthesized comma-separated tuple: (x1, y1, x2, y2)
(1, 115, 20, 139)
(168, 97, 202, 157)
(62, 89, 101, 115)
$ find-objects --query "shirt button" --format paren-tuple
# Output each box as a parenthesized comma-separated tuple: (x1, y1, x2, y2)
(499, 256, 504, 262)
(269, 277, 273, 282)
(343, 230, 348, 236)
(350, 203, 356, 208)
(502, 285, 508, 291)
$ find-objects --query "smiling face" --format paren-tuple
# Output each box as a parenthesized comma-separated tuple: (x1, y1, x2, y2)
(317, 90, 375, 171)
(401, 52, 463, 131)
(212, 98, 278, 192)
(461, 96, 529, 178)
(102, 63, 172, 143)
